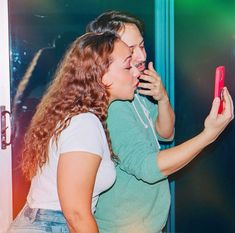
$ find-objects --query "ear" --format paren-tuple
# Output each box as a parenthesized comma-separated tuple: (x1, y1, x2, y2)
(102, 72, 112, 86)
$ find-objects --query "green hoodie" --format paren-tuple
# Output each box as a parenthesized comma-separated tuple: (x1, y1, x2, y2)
(95, 93, 172, 233)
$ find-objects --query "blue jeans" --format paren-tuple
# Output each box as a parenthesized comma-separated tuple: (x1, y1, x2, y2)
(7, 204, 69, 233)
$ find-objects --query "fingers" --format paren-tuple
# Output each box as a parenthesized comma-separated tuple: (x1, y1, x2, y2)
(138, 74, 162, 93)
(138, 80, 154, 90)
(148, 61, 154, 71)
(140, 62, 160, 83)
(208, 87, 234, 123)
(227, 89, 234, 118)
(222, 87, 234, 119)
(139, 74, 159, 84)
(143, 62, 160, 80)
(138, 88, 153, 97)
(138, 81, 167, 101)
(209, 97, 221, 119)
(138, 62, 167, 101)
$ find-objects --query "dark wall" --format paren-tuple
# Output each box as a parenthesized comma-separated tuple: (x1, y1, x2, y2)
(174, 1, 235, 232)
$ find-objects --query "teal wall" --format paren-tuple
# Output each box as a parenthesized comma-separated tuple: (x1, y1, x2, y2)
(174, 1, 235, 232)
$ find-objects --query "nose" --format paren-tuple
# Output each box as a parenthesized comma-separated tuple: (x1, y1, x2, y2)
(133, 46, 146, 62)
(130, 66, 141, 79)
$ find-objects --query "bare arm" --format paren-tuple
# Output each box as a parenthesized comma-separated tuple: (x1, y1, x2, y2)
(156, 97, 175, 139)
(157, 88, 234, 176)
(138, 62, 175, 139)
(57, 151, 101, 233)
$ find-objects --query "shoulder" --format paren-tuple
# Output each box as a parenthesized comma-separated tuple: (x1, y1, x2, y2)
(60, 112, 104, 139)
(59, 112, 106, 156)
(108, 96, 142, 117)
(108, 100, 132, 111)
(72, 112, 101, 123)
(70, 112, 103, 129)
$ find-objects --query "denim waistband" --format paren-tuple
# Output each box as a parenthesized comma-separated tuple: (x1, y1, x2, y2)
(24, 204, 67, 224)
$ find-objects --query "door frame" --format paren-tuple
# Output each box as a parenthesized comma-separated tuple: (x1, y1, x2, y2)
(155, 0, 175, 232)
(0, 0, 13, 232)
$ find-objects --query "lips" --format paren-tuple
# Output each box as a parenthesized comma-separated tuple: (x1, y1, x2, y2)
(135, 62, 146, 72)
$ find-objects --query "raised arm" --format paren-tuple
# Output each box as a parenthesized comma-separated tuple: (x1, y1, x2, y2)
(157, 87, 233, 176)
(58, 151, 100, 233)
(138, 62, 175, 139)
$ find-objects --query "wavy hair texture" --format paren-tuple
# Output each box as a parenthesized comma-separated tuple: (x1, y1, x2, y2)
(86, 10, 144, 36)
(22, 32, 119, 180)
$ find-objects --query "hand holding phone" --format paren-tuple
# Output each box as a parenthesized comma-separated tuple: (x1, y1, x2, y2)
(214, 66, 225, 113)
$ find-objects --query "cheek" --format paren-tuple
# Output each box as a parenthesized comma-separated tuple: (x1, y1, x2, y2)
(113, 75, 135, 100)
(143, 48, 147, 58)
(123, 77, 135, 95)
(131, 55, 138, 65)
(121, 74, 133, 86)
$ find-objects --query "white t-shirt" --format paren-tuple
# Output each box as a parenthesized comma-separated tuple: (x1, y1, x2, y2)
(27, 112, 116, 213)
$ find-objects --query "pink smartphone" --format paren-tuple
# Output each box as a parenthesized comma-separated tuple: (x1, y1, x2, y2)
(214, 66, 225, 113)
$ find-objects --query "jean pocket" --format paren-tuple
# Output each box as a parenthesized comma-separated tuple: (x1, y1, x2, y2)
(7, 206, 50, 233)
(8, 205, 70, 233)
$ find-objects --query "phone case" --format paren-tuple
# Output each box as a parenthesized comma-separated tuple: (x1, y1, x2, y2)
(214, 66, 225, 113)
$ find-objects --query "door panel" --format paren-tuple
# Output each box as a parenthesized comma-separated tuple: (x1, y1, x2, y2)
(0, 1, 12, 232)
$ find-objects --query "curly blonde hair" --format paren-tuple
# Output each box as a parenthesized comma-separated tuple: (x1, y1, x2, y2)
(22, 32, 119, 180)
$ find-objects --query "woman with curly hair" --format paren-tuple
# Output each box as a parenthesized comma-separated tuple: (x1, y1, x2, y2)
(7, 32, 140, 233)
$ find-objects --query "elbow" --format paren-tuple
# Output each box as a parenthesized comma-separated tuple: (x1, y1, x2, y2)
(156, 123, 175, 140)
(63, 209, 93, 232)
(156, 116, 175, 140)
(135, 156, 168, 184)
(63, 210, 81, 231)
(157, 152, 180, 177)
(166, 130, 175, 140)
(159, 167, 173, 177)
(158, 130, 175, 141)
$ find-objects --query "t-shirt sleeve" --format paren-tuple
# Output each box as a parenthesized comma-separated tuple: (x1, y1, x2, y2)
(59, 113, 104, 157)
(107, 101, 167, 184)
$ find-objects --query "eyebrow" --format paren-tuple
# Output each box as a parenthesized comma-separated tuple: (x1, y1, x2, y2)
(128, 39, 144, 48)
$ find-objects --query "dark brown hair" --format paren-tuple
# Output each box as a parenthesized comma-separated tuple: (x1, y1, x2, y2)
(86, 10, 144, 35)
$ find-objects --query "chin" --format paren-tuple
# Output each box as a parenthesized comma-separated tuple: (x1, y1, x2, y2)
(115, 91, 135, 101)
(127, 93, 135, 100)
